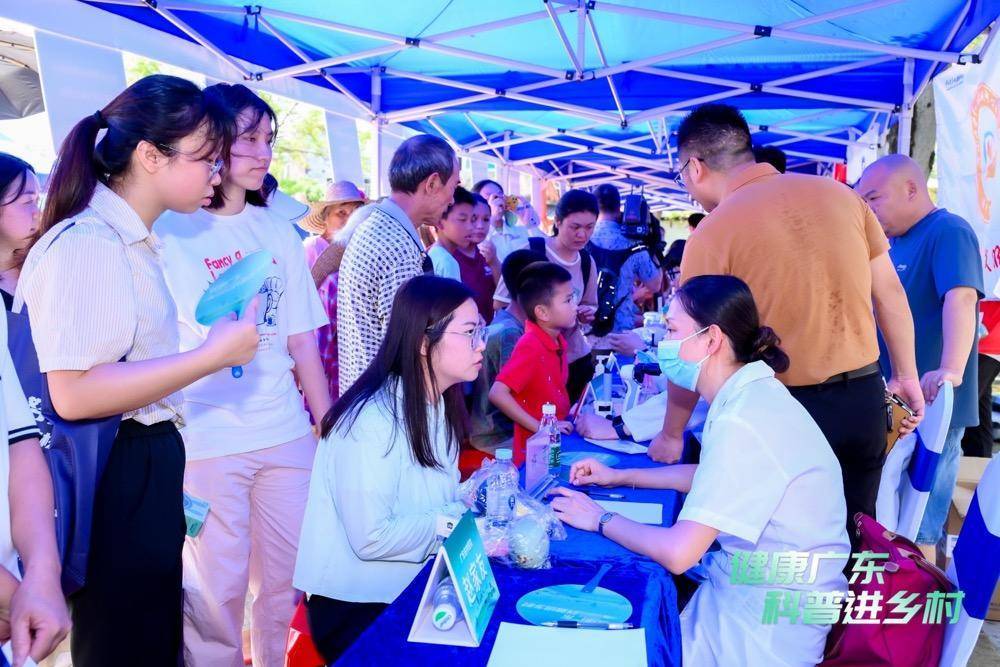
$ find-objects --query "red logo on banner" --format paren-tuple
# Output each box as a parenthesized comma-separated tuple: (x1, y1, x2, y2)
(972, 83, 1000, 222)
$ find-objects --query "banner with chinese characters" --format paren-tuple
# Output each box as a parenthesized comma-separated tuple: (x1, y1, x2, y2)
(935, 37, 1000, 297)
(409, 511, 499, 647)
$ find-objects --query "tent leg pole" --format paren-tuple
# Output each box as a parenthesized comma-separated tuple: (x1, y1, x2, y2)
(897, 58, 915, 156)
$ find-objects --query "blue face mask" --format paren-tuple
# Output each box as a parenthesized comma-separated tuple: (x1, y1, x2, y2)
(657, 327, 710, 392)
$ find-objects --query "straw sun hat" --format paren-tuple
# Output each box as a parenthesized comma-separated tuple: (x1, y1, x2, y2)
(298, 181, 367, 235)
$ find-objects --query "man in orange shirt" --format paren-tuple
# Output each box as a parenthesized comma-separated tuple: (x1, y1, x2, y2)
(654, 104, 924, 529)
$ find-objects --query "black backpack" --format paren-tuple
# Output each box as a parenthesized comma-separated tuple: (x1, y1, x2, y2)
(586, 242, 650, 337)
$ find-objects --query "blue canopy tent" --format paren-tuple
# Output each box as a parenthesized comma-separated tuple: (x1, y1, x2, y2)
(20, 1, 1000, 208)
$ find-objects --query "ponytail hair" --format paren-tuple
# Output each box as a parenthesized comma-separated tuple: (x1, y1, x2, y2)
(203, 83, 278, 209)
(41, 74, 228, 234)
(675, 275, 790, 373)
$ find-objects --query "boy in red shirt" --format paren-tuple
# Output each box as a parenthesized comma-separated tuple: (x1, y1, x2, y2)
(490, 262, 576, 465)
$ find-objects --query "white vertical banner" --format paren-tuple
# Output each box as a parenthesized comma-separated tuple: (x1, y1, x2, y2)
(378, 131, 405, 198)
(325, 114, 364, 187)
(935, 38, 1000, 297)
(470, 158, 489, 186)
(33, 31, 127, 151)
(845, 127, 880, 184)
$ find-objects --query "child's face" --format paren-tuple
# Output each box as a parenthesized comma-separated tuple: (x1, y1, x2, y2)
(469, 202, 491, 244)
(439, 202, 474, 247)
(536, 280, 578, 330)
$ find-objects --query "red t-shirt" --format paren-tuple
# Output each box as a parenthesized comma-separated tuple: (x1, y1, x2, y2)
(453, 247, 495, 324)
(495, 320, 570, 465)
(979, 300, 1000, 355)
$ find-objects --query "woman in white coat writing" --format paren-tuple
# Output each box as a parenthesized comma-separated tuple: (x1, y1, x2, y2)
(551, 275, 850, 667)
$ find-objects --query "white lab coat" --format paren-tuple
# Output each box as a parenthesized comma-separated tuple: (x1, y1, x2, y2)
(677, 362, 850, 667)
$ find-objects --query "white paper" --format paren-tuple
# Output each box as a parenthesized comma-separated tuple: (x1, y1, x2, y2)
(584, 437, 648, 455)
(596, 500, 663, 525)
(487, 622, 646, 667)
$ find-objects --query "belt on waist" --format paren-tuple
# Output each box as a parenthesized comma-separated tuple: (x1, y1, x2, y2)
(818, 361, 882, 386)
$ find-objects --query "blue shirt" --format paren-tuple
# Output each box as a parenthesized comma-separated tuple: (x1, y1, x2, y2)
(589, 219, 659, 332)
(877, 208, 983, 428)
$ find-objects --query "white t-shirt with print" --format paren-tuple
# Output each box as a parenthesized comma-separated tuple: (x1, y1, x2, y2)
(156, 203, 328, 460)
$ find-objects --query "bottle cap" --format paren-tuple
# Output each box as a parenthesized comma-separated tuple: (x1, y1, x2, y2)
(542, 403, 556, 416)
(496, 448, 513, 461)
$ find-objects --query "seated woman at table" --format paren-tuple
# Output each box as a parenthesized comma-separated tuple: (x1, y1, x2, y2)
(293, 275, 486, 662)
(550, 275, 850, 667)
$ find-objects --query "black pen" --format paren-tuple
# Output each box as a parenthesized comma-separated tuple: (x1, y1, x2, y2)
(583, 489, 625, 500)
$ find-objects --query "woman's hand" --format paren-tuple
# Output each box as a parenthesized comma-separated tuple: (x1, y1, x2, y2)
(575, 413, 615, 440)
(576, 305, 596, 325)
(606, 331, 645, 356)
(201, 298, 260, 370)
(569, 458, 622, 487)
(547, 487, 605, 532)
(556, 420, 574, 435)
(487, 194, 505, 227)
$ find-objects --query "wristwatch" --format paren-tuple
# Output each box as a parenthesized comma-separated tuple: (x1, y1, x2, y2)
(611, 415, 630, 440)
(598, 511, 618, 536)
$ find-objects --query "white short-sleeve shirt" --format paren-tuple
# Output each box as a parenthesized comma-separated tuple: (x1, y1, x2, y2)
(677, 361, 850, 666)
(15, 184, 182, 425)
(156, 203, 328, 460)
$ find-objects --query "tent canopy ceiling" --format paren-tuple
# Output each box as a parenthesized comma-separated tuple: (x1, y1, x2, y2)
(76, 0, 998, 203)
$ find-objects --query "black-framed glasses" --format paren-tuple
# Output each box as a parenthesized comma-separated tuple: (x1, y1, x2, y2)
(674, 157, 693, 186)
(155, 142, 224, 179)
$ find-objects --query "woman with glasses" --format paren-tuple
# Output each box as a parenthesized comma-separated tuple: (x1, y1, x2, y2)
(154, 83, 330, 667)
(15, 75, 260, 666)
(295, 275, 484, 663)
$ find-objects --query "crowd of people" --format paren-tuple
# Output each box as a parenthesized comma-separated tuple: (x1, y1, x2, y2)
(0, 71, 989, 667)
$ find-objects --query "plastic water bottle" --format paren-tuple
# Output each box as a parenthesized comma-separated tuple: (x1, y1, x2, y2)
(485, 448, 518, 530)
(431, 577, 464, 631)
(541, 403, 562, 472)
(525, 408, 553, 493)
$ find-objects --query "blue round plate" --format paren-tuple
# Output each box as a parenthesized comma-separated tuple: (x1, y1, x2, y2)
(560, 451, 620, 468)
(517, 584, 632, 625)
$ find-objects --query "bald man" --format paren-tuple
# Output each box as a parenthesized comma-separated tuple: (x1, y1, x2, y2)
(857, 154, 983, 550)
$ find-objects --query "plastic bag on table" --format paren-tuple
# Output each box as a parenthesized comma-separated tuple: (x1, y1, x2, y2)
(457, 457, 497, 514)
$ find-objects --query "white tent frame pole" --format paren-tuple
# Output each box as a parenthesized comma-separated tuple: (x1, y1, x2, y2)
(914, 0, 973, 99)
(754, 126, 873, 148)
(425, 5, 575, 42)
(544, 0, 583, 75)
(464, 113, 506, 162)
(469, 111, 653, 153)
(897, 57, 915, 156)
(595, 0, 969, 64)
(511, 147, 589, 165)
(767, 109, 847, 129)
(586, 10, 626, 125)
(256, 16, 372, 116)
(547, 167, 609, 182)
(574, 159, 685, 191)
(382, 76, 619, 125)
(257, 44, 407, 81)
(768, 128, 845, 148)
(589, 0, 909, 81)
(142, 2, 252, 79)
(464, 130, 507, 150)
(426, 118, 461, 151)
(782, 148, 842, 163)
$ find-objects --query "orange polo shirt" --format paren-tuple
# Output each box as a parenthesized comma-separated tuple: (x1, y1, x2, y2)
(680, 163, 890, 387)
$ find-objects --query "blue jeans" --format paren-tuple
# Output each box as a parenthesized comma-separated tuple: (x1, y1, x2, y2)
(916, 426, 965, 545)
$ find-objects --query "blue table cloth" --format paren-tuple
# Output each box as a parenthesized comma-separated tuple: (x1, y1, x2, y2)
(336, 433, 685, 666)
